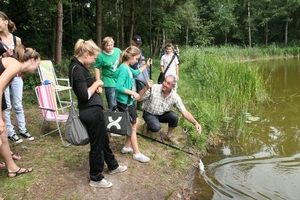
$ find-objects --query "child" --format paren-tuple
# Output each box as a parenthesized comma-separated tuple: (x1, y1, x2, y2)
(116, 46, 152, 163)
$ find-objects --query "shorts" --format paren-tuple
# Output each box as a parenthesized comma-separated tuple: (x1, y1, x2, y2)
(2, 94, 7, 110)
(117, 101, 137, 124)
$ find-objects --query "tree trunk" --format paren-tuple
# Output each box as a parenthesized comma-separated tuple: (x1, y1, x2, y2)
(248, 0, 252, 48)
(96, 0, 102, 47)
(185, 27, 188, 48)
(129, 0, 135, 46)
(265, 22, 268, 46)
(225, 33, 227, 45)
(285, 21, 288, 46)
(121, 0, 125, 49)
(55, 2, 63, 64)
(115, 1, 120, 46)
(51, 15, 56, 62)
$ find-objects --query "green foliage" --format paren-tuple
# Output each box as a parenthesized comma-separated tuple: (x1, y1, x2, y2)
(177, 46, 269, 149)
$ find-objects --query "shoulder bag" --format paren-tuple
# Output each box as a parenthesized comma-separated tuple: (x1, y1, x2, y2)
(103, 96, 132, 136)
(157, 54, 176, 84)
(65, 66, 89, 145)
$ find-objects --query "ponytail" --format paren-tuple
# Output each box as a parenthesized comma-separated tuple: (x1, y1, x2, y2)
(14, 44, 40, 62)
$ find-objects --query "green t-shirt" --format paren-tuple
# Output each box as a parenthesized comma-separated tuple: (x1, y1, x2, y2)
(116, 63, 140, 105)
(94, 47, 121, 87)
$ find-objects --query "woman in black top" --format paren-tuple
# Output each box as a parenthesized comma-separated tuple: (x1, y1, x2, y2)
(69, 39, 127, 188)
(0, 44, 40, 180)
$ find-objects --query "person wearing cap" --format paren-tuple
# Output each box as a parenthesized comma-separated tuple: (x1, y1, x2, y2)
(131, 35, 150, 110)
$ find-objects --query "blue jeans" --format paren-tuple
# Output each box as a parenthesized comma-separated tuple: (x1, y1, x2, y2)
(4, 76, 27, 137)
(105, 87, 116, 110)
(142, 111, 178, 132)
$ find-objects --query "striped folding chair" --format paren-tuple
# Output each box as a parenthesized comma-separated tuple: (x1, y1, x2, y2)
(35, 84, 70, 147)
(38, 60, 73, 113)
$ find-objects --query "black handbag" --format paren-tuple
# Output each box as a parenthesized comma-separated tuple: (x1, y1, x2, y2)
(157, 54, 176, 84)
(103, 97, 132, 136)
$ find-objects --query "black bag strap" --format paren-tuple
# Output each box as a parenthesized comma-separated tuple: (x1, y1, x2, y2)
(163, 54, 176, 75)
(70, 66, 77, 104)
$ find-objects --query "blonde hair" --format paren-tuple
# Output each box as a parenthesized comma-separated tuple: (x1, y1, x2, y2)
(14, 44, 40, 62)
(74, 39, 101, 57)
(0, 11, 17, 33)
(119, 46, 141, 64)
(102, 37, 114, 48)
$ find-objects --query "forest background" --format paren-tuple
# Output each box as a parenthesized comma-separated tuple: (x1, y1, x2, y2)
(1, 0, 300, 64)
(1, 0, 299, 149)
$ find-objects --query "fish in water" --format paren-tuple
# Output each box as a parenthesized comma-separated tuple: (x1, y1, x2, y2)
(199, 159, 204, 174)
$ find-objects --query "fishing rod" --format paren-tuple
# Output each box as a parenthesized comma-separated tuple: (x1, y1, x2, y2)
(149, 0, 152, 80)
(137, 132, 194, 155)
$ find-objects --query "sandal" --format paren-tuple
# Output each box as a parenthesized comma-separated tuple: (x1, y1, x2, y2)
(0, 161, 5, 169)
(11, 152, 21, 160)
(8, 167, 33, 178)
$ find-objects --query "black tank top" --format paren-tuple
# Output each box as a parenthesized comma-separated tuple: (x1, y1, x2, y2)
(0, 58, 8, 110)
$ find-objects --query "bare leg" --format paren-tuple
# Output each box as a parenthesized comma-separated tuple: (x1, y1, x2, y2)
(0, 111, 32, 177)
(124, 118, 140, 154)
(167, 127, 175, 137)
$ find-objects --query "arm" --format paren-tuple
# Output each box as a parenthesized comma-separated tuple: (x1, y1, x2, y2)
(181, 110, 202, 134)
(137, 80, 153, 101)
(160, 57, 164, 73)
(138, 58, 152, 74)
(94, 68, 101, 81)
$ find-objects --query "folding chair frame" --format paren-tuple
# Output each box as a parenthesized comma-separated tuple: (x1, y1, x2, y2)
(38, 60, 73, 113)
(35, 85, 70, 147)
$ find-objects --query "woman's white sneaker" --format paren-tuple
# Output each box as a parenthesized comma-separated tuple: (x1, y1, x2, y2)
(89, 179, 113, 188)
(108, 165, 127, 175)
(133, 153, 150, 163)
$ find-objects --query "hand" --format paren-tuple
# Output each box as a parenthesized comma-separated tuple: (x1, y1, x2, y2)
(95, 80, 103, 87)
(96, 86, 102, 94)
(146, 58, 152, 67)
(3, 49, 14, 57)
(132, 92, 141, 101)
(147, 80, 153, 88)
(195, 123, 202, 134)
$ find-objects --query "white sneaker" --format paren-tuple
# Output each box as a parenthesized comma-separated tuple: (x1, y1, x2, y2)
(20, 132, 34, 141)
(108, 165, 127, 175)
(89, 179, 113, 188)
(121, 147, 133, 154)
(8, 134, 23, 144)
(133, 153, 150, 163)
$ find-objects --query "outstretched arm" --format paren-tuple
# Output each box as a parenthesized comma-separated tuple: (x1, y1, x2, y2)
(181, 110, 202, 134)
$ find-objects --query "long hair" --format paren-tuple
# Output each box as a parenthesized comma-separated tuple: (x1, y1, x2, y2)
(118, 45, 141, 65)
(0, 11, 17, 33)
(74, 39, 101, 57)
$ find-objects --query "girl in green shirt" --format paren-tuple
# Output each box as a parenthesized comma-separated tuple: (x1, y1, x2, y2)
(116, 46, 152, 163)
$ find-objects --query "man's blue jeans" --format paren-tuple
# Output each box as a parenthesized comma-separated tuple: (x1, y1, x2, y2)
(4, 76, 27, 137)
(142, 111, 178, 132)
(105, 87, 116, 110)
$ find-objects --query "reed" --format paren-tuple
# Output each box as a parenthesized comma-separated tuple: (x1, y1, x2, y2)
(177, 47, 268, 149)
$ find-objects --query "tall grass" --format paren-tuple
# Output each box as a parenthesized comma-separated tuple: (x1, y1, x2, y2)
(177, 47, 268, 149)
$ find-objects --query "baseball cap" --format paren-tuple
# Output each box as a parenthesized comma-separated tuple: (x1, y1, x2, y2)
(132, 35, 142, 44)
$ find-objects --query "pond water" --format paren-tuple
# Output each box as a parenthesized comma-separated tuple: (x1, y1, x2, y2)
(193, 58, 300, 200)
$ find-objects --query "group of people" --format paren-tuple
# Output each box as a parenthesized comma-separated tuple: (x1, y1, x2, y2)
(70, 36, 202, 188)
(0, 11, 40, 200)
(0, 11, 202, 192)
